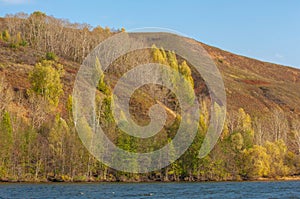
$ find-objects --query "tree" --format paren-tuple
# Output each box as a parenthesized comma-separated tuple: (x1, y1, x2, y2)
(166, 51, 178, 70)
(49, 115, 70, 176)
(66, 95, 73, 120)
(0, 111, 13, 178)
(269, 109, 289, 142)
(45, 52, 58, 61)
(264, 140, 290, 177)
(152, 45, 166, 64)
(15, 32, 22, 45)
(114, 131, 139, 174)
(242, 145, 270, 179)
(28, 60, 63, 107)
(2, 30, 11, 42)
(236, 108, 254, 149)
(10, 32, 24, 48)
(27, 11, 46, 49)
(1, 111, 13, 141)
(0, 76, 13, 114)
(230, 132, 244, 151)
(179, 61, 191, 77)
(95, 57, 110, 95)
(291, 119, 300, 154)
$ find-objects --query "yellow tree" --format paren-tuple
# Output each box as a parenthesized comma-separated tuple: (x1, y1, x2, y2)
(236, 108, 254, 149)
(264, 140, 290, 177)
(152, 45, 167, 64)
(2, 30, 11, 42)
(28, 60, 63, 107)
(242, 145, 270, 179)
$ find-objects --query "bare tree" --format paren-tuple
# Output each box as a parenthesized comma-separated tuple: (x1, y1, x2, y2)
(291, 119, 300, 154)
(28, 94, 49, 129)
(269, 109, 289, 142)
(0, 76, 13, 114)
(253, 117, 263, 145)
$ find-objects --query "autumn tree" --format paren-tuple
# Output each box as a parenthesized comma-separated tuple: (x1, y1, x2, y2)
(264, 140, 290, 177)
(95, 57, 110, 95)
(49, 115, 70, 177)
(2, 30, 11, 42)
(235, 108, 254, 149)
(242, 145, 270, 179)
(28, 60, 63, 107)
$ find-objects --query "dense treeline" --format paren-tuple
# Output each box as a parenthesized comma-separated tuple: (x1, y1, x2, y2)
(1, 11, 117, 62)
(0, 12, 299, 182)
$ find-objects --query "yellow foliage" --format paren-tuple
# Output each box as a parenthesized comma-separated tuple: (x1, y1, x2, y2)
(231, 132, 244, 151)
(2, 30, 10, 42)
(152, 45, 166, 64)
(28, 60, 64, 107)
(242, 145, 270, 178)
(264, 140, 290, 176)
(238, 108, 252, 133)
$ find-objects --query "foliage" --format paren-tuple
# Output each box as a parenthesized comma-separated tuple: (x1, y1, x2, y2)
(28, 60, 63, 107)
(242, 145, 270, 178)
(264, 140, 290, 177)
(45, 52, 58, 61)
(236, 108, 254, 149)
(95, 57, 110, 95)
(2, 30, 10, 42)
(0, 12, 299, 182)
(0, 111, 13, 150)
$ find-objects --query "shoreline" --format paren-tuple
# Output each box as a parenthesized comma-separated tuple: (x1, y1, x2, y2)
(1, 176, 300, 184)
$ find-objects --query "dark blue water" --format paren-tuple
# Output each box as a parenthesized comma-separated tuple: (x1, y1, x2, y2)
(0, 181, 299, 199)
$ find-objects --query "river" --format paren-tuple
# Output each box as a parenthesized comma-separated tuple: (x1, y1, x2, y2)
(0, 181, 299, 198)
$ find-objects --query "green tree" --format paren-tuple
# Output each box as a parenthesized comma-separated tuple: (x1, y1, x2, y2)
(0, 111, 13, 151)
(0, 111, 13, 178)
(46, 52, 58, 61)
(95, 57, 110, 94)
(112, 131, 139, 176)
(66, 95, 73, 119)
(28, 60, 63, 107)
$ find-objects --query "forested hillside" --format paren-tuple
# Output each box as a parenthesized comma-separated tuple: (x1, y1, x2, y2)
(0, 12, 299, 182)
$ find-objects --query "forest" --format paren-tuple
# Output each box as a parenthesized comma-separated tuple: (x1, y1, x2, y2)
(0, 11, 299, 182)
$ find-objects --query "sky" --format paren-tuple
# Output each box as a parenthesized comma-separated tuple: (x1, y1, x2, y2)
(0, 0, 299, 68)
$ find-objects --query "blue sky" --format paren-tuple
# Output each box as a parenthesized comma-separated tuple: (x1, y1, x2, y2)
(0, 0, 299, 68)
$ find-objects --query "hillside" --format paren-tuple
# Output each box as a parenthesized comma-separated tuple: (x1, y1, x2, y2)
(0, 12, 299, 182)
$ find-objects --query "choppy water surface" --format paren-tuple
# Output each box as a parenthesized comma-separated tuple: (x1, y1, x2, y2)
(0, 181, 299, 199)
